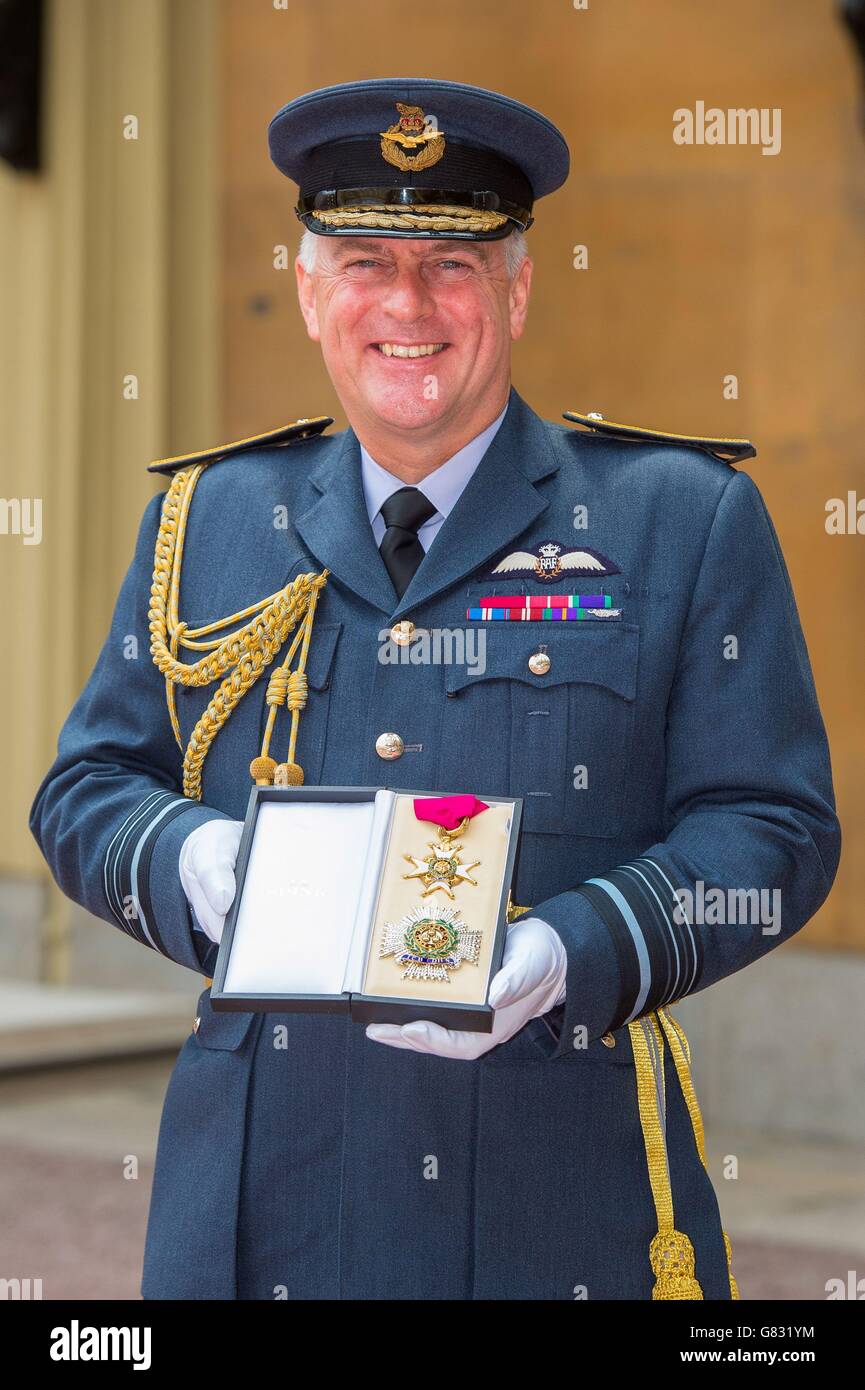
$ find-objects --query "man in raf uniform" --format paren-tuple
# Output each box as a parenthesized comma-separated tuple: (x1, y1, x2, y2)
(30, 78, 840, 1301)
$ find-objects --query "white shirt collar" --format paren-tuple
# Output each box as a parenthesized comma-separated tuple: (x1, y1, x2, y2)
(358, 400, 509, 528)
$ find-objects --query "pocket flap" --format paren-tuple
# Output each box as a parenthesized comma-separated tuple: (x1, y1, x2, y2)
(446, 623, 639, 700)
(304, 621, 342, 691)
(193, 987, 257, 1050)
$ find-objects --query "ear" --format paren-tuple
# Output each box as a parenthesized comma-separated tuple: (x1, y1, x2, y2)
(295, 257, 321, 342)
(509, 256, 532, 342)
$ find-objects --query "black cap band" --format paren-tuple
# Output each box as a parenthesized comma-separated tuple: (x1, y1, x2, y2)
(296, 136, 535, 210)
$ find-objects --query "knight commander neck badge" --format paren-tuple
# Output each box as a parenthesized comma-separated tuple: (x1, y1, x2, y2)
(402, 796, 486, 898)
(402, 820, 481, 900)
(402, 842, 480, 899)
(380, 103, 445, 171)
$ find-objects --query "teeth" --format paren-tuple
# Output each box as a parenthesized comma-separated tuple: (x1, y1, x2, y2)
(376, 343, 444, 358)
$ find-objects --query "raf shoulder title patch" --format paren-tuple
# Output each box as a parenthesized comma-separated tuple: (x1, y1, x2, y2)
(563, 411, 756, 465)
(147, 416, 333, 475)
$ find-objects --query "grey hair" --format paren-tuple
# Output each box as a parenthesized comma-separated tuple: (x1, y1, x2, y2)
(298, 226, 529, 276)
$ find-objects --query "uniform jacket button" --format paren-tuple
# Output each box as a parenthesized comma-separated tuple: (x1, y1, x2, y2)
(528, 651, 551, 675)
(193, 1015, 201, 1034)
(390, 620, 415, 646)
(375, 731, 405, 760)
(601, 1031, 616, 1048)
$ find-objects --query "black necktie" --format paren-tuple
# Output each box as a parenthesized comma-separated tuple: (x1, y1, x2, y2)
(379, 487, 437, 599)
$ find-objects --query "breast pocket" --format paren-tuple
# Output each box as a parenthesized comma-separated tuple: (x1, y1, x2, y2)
(442, 623, 639, 837)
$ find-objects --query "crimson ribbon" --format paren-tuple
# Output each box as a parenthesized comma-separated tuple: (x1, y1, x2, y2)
(413, 795, 489, 831)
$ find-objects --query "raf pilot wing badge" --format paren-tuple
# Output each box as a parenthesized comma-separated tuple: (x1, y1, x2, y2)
(489, 540, 621, 582)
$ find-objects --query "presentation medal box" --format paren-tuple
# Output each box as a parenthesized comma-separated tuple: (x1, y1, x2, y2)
(210, 786, 522, 1032)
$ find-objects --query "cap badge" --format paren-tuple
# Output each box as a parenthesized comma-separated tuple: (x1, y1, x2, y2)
(380, 102, 446, 171)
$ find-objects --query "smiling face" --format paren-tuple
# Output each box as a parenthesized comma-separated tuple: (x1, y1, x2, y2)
(295, 233, 532, 452)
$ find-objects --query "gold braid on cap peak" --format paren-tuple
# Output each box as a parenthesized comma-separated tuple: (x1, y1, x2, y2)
(309, 202, 509, 233)
(148, 462, 328, 800)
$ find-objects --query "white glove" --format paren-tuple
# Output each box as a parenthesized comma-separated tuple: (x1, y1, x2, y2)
(366, 915, 567, 1060)
(179, 818, 244, 943)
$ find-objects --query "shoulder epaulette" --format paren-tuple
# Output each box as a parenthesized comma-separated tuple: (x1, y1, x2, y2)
(563, 411, 756, 465)
(147, 415, 334, 475)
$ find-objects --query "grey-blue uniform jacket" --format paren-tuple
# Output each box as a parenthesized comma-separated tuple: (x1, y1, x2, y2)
(30, 386, 841, 1300)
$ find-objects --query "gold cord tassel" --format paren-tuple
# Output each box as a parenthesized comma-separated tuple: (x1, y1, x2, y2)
(657, 1008, 740, 1300)
(649, 1229, 703, 1299)
(628, 1014, 704, 1300)
(148, 464, 328, 799)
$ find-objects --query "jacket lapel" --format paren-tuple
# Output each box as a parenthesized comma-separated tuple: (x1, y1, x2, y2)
(294, 427, 398, 615)
(392, 386, 560, 618)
